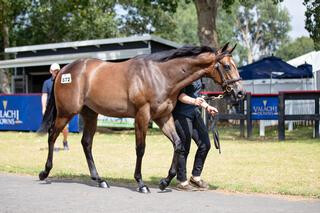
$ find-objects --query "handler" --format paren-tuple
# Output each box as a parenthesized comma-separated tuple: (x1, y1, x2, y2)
(173, 79, 218, 191)
(41, 63, 69, 151)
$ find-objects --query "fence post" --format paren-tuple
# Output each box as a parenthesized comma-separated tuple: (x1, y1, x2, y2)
(240, 98, 245, 138)
(246, 93, 252, 138)
(278, 92, 285, 141)
(315, 96, 319, 138)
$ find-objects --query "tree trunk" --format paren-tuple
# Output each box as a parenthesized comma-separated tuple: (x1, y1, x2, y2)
(194, 0, 227, 114)
(0, 21, 11, 94)
(194, 0, 219, 48)
(247, 47, 253, 64)
(194, 0, 221, 91)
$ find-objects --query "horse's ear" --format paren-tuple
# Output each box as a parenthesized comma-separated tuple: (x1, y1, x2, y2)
(215, 51, 225, 61)
(221, 42, 229, 53)
(228, 44, 237, 54)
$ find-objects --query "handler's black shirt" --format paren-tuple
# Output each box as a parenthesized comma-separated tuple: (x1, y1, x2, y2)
(172, 79, 202, 119)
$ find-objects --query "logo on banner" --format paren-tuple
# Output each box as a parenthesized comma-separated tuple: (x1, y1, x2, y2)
(0, 100, 23, 125)
(263, 100, 267, 107)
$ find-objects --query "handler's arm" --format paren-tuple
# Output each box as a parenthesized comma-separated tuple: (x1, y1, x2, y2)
(41, 93, 47, 115)
(178, 93, 218, 115)
(178, 93, 204, 106)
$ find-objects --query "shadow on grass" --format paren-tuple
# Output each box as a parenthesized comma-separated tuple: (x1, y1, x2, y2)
(38, 174, 218, 192)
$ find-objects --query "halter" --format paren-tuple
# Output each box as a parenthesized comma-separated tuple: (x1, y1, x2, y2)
(215, 54, 242, 93)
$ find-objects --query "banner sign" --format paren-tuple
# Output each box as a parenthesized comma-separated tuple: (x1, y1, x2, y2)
(251, 96, 278, 120)
(97, 115, 135, 128)
(0, 94, 79, 132)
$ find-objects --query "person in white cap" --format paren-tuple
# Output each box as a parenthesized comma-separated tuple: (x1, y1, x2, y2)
(41, 63, 69, 151)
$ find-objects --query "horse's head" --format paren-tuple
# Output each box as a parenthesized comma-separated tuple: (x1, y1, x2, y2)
(206, 43, 246, 103)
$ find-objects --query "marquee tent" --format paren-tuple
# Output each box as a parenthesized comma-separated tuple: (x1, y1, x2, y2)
(239, 56, 313, 80)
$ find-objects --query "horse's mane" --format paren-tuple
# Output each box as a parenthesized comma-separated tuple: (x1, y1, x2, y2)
(135, 45, 217, 62)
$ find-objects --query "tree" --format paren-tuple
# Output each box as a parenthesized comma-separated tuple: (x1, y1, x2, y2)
(171, 0, 199, 45)
(14, 0, 118, 46)
(304, 0, 320, 50)
(116, 0, 179, 40)
(275, 36, 315, 61)
(0, 0, 30, 93)
(193, 0, 283, 47)
(216, 2, 248, 66)
(234, 0, 291, 64)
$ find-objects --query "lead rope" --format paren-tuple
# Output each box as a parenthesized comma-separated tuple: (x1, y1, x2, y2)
(201, 94, 222, 154)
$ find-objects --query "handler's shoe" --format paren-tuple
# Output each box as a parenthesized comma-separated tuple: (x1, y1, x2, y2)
(176, 182, 198, 192)
(189, 176, 209, 190)
(63, 141, 69, 151)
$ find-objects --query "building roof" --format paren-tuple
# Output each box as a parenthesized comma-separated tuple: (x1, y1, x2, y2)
(0, 35, 181, 69)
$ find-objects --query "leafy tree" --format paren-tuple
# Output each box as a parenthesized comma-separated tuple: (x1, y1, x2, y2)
(234, 0, 291, 64)
(171, 0, 199, 45)
(0, 0, 30, 93)
(116, 0, 179, 40)
(15, 0, 118, 45)
(304, 0, 320, 50)
(193, 0, 283, 47)
(216, 2, 248, 66)
(275, 36, 315, 61)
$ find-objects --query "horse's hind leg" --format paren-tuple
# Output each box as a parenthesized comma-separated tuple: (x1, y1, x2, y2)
(80, 106, 109, 188)
(134, 104, 151, 193)
(39, 116, 71, 180)
(154, 115, 182, 190)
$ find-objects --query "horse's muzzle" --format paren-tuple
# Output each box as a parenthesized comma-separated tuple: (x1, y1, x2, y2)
(226, 84, 246, 104)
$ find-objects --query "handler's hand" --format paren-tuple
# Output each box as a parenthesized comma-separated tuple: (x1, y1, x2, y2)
(206, 105, 218, 116)
(194, 97, 205, 106)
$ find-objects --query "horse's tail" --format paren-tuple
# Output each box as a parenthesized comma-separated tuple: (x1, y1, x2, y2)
(37, 80, 57, 134)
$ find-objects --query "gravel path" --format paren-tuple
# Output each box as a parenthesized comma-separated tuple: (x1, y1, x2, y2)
(0, 173, 319, 213)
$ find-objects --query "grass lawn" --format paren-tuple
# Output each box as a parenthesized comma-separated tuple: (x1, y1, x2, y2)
(0, 126, 319, 198)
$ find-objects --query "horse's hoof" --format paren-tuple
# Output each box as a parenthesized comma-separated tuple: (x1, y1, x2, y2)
(138, 185, 150, 193)
(99, 181, 110, 188)
(159, 178, 169, 191)
(39, 171, 48, 181)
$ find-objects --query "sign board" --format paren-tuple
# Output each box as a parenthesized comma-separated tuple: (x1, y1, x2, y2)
(0, 94, 79, 132)
(251, 96, 278, 120)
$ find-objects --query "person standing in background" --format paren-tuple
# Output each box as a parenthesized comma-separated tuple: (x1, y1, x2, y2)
(41, 63, 69, 151)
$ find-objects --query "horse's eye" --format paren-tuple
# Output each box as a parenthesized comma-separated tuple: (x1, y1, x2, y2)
(224, 64, 231, 71)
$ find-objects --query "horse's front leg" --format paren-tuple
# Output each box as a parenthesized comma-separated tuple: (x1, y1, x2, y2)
(134, 104, 151, 193)
(154, 115, 182, 190)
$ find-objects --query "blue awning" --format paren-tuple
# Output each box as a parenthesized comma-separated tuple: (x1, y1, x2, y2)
(239, 56, 313, 80)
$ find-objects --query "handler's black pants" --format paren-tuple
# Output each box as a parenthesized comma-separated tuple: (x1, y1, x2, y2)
(174, 110, 211, 182)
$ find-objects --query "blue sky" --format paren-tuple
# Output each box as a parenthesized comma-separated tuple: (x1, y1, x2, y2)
(281, 0, 309, 39)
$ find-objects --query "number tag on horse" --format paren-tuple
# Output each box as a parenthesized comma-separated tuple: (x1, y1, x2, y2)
(61, 73, 72, 84)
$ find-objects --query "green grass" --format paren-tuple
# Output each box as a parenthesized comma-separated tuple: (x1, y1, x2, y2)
(0, 127, 319, 198)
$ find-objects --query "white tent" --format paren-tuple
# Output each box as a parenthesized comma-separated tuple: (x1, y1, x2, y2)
(287, 51, 320, 90)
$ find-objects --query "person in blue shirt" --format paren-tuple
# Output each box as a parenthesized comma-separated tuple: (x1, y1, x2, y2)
(42, 63, 69, 151)
(172, 79, 218, 191)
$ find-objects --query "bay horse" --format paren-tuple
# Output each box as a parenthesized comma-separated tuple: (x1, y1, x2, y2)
(38, 43, 245, 193)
